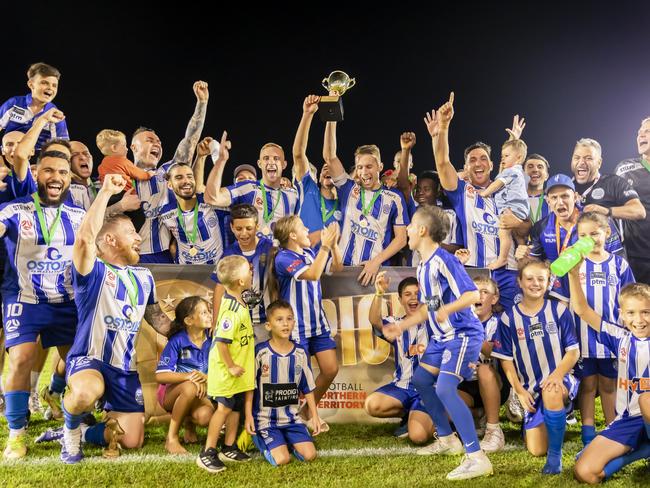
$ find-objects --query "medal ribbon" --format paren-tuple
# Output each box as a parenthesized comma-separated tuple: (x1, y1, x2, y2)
(176, 201, 199, 245)
(32, 192, 62, 246)
(555, 218, 576, 257)
(101, 260, 139, 308)
(260, 181, 282, 224)
(320, 195, 338, 223)
(360, 188, 381, 216)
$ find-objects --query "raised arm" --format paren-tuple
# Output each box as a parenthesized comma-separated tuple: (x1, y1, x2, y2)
(396, 132, 415, 201)
(478, 179, 505, 198)
(425, 92, 458, 192)
(323, 121, 345, 179)
(368, 271, 390, 330)
(292, 95, 320, 181)
(73, 174, 126, 276)
(193, 137, 213, 194)
(14, 108, 65, 180)
(204, 131, 232, 207)
(298, 223, 340, 280)
(568, 262, 602, 331)
(172, 81, 209, 165)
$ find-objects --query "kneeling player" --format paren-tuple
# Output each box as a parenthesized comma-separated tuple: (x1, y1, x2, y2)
(365, 274, 434, 444)
(492, 259, 580, 475)
(569, 267, 650, 484)
(246, 300, 321, 465)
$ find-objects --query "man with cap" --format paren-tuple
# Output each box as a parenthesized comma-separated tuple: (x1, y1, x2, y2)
(516, 174, 623, 301)
(233, 164, 257, 184)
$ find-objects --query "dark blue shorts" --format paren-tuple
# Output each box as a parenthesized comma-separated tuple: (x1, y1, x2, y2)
(577, 357, 618, 379)
(374, 384, 427, 413)
(66, 356, 144, 413)
(295, 332, 336, 356)
(138, 250, 173, 264)
(523, 373, 580, 431)
(421, 335, 482, 381)
(599, 415, 649, 449)
(210, 392, 245, 412)
(3, 299, 77, 349)
(491, 268, 520, 310)
(256, 423, 312, 451)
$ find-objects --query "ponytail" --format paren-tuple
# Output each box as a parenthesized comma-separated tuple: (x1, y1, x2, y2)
(265, 215, 301, 303)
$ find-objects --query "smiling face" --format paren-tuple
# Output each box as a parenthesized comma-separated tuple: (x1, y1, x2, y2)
(114, 218, 143, 265)
(28, 74, 58, 105)
(186, 301, 212, 331)
(619, 295, 650, 339)
(320, 162, 334, 189)
(355, 154, 382, 190)
(524, 158, 549, 189)
(36, 156, 71, 205)
(474, 280, 499, 320)
(571, 144, 602, 184)
(231, 217, 258, 249)
(577, 219, 610, 254)
(517, 263, 550, 301)
(131, 130, 162, 169)
(289, 219, 311, 249)
(546, 186, 577, 222)
(258, 145, 286, 186)
(399, 284, 420, 317)
(265, 306, 296, 340)
(167, 165, 196, 200)
(637, 119, 650, 157)
(1, 131, 26, 166)
(465, 148, 493, 187)
(415, 177, 439, 206)
(70, 141, 93, 180)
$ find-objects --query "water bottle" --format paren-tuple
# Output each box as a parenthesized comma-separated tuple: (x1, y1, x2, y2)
(550, 237, 595, 277)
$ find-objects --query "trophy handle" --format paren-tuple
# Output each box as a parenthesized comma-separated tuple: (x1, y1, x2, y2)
(322, 78, 329, 90)
(347, 78, 356, 89)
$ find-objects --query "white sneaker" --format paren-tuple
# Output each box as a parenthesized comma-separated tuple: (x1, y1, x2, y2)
(480, 427, 505, 453)
(417, 433, 464, 456)
(446, 453, 494, 480)
(505, 389, 524, 423)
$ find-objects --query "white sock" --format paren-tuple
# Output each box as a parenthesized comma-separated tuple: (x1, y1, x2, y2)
(486, 423, 501, 431)
(80, 424, 89, 443)
(30, 371, 41, 391)
(9, 427, 26, 438)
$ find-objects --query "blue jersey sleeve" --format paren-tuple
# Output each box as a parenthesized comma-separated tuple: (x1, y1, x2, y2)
(604, 221, 624, 255)
(391, 189, 409, 227)
(297, 173, 324, 234)
(557, 304, 579, 351)
(55, 118, 69, 140)
(333, 177, 355, 209)
(156, 334, 181, 373)
(439, 252, 478, 297)
(491, 312, 514, 360)
(12, 170, 37, 198)
(275, 249, 308, 280)
(72, 259, 103, 292)
(598, 320, 624, 355)
(228, 181, 257, 206)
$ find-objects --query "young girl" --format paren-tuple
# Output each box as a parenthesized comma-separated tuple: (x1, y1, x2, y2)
(267, 216, 343, 431)
(156, 296, 215, 454)
(569, 268, 650, 484)
(573, 212, 635, 447)
(492, 259, 580, 475)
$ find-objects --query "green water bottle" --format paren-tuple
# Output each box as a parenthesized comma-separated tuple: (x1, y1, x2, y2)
(550, 236, 595, 277)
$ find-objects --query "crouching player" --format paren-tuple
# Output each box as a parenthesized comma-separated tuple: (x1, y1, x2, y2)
(492, 259, 580, 475)
(569, 265, 650, 484)
(61, 174, 172, 463)
(365, 274, 434, 444)
(246, 300, 321, 465)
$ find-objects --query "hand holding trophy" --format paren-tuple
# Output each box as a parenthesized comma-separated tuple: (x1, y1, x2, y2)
(319, 70, 355, 122)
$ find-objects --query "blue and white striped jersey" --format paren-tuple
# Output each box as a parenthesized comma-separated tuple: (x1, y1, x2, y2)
(228, 180, 299, 234)
(445, 178, 517, 270)
(275, 247, 331, 341)
(136, 161, 174, 256)
(69, 259, 157, 371)
(253, 341, 316, 430)
(573, 255, 635, 358)
(599, 320, 650, 419)
(68, 182, 97, 211)
(0, 195, 85, 303)
(492, 300, 579, 397)
(407, 198, 463, 267)
(417, 246, 483, 341)
(377, 316, 433, 390)
(332, 175, 409, 266)
(159, 193, 224, 265)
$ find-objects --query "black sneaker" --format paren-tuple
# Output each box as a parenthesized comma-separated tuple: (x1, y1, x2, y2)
(196, 447, 226, 473)
(218, 446, 251, 463)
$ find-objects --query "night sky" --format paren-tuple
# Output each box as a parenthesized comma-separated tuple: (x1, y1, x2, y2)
(5, 3, 649, 179)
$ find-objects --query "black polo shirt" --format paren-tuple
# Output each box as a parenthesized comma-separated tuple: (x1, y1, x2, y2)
(574, 173, 639, 208)
(615, 158, 650, 258)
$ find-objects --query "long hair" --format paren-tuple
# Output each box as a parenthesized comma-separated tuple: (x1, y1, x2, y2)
(167, 296, 210, 338)
(266, 215, 301, 302)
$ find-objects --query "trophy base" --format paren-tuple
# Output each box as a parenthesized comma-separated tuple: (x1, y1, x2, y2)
(319, 96, 344, 122)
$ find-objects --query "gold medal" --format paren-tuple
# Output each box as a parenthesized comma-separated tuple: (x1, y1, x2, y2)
(189, 246, 198, 257)
(359, 216, 368, 228)
(261, 226, 272, 236)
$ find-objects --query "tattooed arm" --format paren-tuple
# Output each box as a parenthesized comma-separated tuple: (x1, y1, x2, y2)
(172, 81, 209, 166)
(144, 303, 172, 337)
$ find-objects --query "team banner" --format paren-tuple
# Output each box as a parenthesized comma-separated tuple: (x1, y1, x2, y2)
(137, 265, 487, 423)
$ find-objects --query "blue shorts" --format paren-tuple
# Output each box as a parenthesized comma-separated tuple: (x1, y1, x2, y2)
(138, 250, 173, 264)
(66, 356, 144, 413)
(3, 299, 77, 350)
(421, 335, 482, 381)
(523, 374, 580, 430)
(256, 423, 312, 451)
(491, 268, 520, 310)
(576, 357, 618, 380)
(374, 384, 427, 413)
(599, 415, 649, 449)
(295, 332, 336, 356)
(210, 392, 245, 412)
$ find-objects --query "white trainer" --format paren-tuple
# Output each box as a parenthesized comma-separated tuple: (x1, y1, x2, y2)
(416, 433, 464, 456)
(480, 427, 505, 453)
(446, 452, 494, 480)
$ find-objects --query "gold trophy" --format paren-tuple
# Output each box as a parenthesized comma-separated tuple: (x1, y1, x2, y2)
(320, 71, 355, 122)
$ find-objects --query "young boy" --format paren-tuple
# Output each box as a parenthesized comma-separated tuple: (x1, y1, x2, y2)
(366, 275, 434, 444)
(197, 255, 255, 473)
(569, 266, 650, 484)
(479, 139, 530, 270)
(384, 205, 493, 480)
(246, 300, 321, 465)
(96, 129, 151, 191)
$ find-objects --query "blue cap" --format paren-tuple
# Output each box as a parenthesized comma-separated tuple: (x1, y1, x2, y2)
(546, 173, 575, 192)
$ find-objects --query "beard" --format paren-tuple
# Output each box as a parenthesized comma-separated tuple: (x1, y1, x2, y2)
(37, 183, 69, 206)
(117, 240, 140, 265)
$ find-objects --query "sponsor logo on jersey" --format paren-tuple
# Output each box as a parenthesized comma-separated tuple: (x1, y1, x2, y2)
(471, 212, 499, 235)
(350, 220, 380, 241)
(545, 321, 558, 334)
(591, 188, 605, 200)
(590, 271, 607, 287)
(103, 314, 141, 332)
(529, 322, 544, 338)
(26, 247, 72, 273)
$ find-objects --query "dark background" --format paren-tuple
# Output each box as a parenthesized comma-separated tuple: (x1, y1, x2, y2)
(5, 3, 649, 179)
